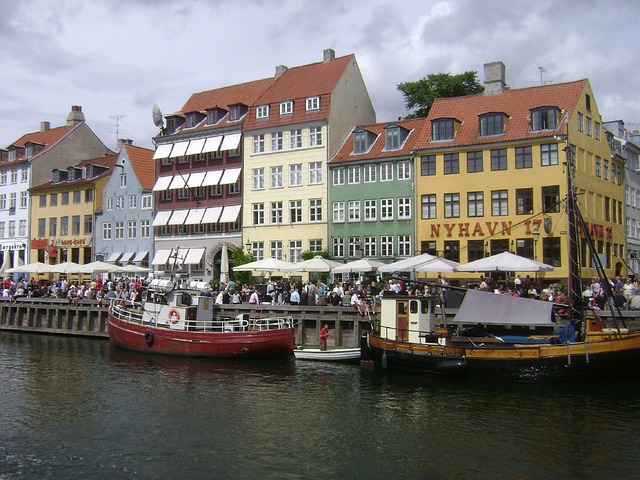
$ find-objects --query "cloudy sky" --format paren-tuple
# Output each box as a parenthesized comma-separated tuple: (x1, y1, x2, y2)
(1, 0, 638, 152)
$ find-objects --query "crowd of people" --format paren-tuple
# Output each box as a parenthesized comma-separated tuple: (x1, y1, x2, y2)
(6, 271, 640, 312)
(211, 278, 387, 316)
(1, 275, 146, 307)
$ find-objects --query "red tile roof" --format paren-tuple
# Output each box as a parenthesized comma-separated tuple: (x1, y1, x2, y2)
(421, 79, 587, 149)
(331, 117, 429, 164)
(244, 55, 355, 130)
(1, 123, 79, 164)
(123, 144, 155, 190)
(181, 77, 275, 113)
(30, 154, 118, 191)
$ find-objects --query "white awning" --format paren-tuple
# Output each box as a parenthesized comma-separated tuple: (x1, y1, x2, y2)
(120, 252, 135, 263)
(153, 143, 173, 160)
(220, 167, 241, 185)
(220, 133, 241, 151)
(168, 209, 189, 225)
(185, 208, 206, 225)
(151, 249, 172, 265)
(201, 206, 222, 224)
(201, 136, 223, 154)
(186, 171, 206, 188)
(133, 251, 148, 262)
(106, 252, 121, 262)
(152, 210, 173, 226)
(169, 174, 189, 189)
(219, 204, 241, 223)
(202, 170, 222, 187)
(169, 141, 189, 158)
(183, 248, 205, 265)
(185, 138, 206, 156)
(153, 176, 173, 191)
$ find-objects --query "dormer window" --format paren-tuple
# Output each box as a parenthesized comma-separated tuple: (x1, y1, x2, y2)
(353, 130, 376, 154)
(8, 149, 17, 161)
(207, 108, 225, 125)
(386, 127, 400, 149)
(256, 105, 269, 119)
(229, 105, 246, 122)
(479, 113, 505, 136)
(306, 96, 320, 111)
(86, 165, 94, 178)
(185, 114, 197, 128)
(25, 145, 34, 158)
(280, 101, 293, 115)
(432, 119, 455, 141)
(53, 170, 61, 183)
(531, 107, 557, 131)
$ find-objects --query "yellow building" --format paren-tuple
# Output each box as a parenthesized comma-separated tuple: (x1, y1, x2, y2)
(29, 154, 117, 268)
(415, 62, 624, 287)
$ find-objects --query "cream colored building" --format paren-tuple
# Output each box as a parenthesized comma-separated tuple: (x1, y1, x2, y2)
(241, 49, 376, 262)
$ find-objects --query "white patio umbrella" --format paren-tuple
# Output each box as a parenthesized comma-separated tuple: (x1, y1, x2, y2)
(77, 261, 119, 274)
(232, 258, 295, 272)
(113, 264, 153, 274)
(455, 251, 554, 272)
(283, 256, 342, 273)
(332, 258, 385, 274)
(49, 261, 82, 274)
(413, 257, 460, 273)
(219, 245, 229, 283)
(6, 261, 53, 274)
(377, 254, 438, 273)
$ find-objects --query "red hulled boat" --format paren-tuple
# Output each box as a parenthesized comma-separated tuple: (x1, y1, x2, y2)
(108, 276, 295, 358)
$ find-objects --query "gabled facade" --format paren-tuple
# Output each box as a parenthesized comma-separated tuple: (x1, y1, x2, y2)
(151, 77, 275, 280)
(415, 62, 624, 285)
(242, 49, 376, 262)
(29, 154, 118, 267)
(94, 140, 155, 267)
(0, 105, 112, 275)
(329, 118, 428, 269)
(604, 120, 640, 275)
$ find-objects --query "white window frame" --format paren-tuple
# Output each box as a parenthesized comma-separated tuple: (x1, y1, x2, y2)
(306, 96, 320, 111)
(380, 198, 394, 220)
(270, 165, 283, 188)
(380, 162, 393, 181)
(280, 101, 293, 115)
(289, 164, 303, 186)
(256, 105, 269, 119)
(252, 168, 265, 190)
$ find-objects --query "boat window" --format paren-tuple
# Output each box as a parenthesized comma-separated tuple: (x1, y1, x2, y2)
(422, 301, 430, 314)
(397, 302, 407, 315)
(410, 300, 419, 314)
(182, 294, 192, 306)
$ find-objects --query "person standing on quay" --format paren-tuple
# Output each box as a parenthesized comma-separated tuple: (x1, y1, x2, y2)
(319, 324, 330, 351)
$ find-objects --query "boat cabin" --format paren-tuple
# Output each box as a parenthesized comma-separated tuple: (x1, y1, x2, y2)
(378, 294, 442, 344)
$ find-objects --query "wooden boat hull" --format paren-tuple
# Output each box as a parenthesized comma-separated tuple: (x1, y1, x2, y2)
(365, 332, 640, 381)
(108, 314, 295, 358)
(293, 347, 361, 362)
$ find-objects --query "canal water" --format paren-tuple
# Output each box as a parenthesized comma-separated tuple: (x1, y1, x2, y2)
(1, 332, 639, 480)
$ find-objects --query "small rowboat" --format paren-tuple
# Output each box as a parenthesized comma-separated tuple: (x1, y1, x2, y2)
(293, 347, 361, 362)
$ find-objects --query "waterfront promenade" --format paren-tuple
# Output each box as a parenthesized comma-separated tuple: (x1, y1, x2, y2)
(0, 296, 377, 348)
(2, 296, 640, 348)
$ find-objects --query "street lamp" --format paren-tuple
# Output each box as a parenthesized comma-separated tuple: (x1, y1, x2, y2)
(532, 227, 540, 261)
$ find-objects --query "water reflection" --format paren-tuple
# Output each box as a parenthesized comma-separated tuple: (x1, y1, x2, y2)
(1, 332, 639, 479)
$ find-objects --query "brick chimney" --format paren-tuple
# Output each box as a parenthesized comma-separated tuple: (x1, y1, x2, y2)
(483, 62, 506, 96)
(66, 105, 85, 125)
(275, 65, 288, 78)
(323, 48, 335, 63)
(40, 121, 50, 132)
(118, 138, 133, 150)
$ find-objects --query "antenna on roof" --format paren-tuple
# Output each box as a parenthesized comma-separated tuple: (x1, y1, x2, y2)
(152, 104, 166, 135)
(110, 114, 129, 148)
(538, 65, 549, 86)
